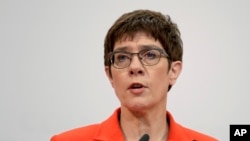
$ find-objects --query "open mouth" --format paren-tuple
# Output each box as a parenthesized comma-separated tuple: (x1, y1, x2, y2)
(129, 83, 144, 89)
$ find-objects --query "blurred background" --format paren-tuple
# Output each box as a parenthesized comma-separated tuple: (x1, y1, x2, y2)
(1, 0, 250, 140)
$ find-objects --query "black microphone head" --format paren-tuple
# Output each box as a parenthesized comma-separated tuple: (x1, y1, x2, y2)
(139, 134, 150, 141)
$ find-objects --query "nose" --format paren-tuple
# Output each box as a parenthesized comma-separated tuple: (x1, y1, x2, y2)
(128, 55, 145, 76)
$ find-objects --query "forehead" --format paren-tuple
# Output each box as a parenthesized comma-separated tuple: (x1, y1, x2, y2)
(113, 32, 163, 51)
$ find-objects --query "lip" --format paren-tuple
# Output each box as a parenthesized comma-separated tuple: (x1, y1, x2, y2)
(128, 82, 147, 94)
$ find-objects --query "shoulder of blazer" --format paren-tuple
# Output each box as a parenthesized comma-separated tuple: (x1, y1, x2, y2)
(50, 123, 101, 141)
(50, 109, 123, 141)
(180, 125, 218, 141)
(166, 112, 218, 141)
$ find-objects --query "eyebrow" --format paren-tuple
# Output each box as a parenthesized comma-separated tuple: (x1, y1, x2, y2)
(113, 45, 162, 52)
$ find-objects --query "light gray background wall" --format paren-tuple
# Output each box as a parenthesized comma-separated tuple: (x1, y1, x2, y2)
(1, 0, 250, 140)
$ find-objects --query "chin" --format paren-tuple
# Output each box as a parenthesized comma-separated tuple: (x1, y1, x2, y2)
(127, 102, 150, 112)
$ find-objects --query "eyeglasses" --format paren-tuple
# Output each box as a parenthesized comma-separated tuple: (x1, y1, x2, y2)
(108, 48, 169, 69)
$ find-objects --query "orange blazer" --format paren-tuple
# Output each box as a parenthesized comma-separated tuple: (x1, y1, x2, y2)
(51, 108, 217, 141)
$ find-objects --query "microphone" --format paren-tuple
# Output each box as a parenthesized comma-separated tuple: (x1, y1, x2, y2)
(139, 134, 150, 141)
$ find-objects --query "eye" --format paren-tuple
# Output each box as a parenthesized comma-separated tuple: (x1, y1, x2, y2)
(115, 53, 130, 62)
(142, 50, 159, 60)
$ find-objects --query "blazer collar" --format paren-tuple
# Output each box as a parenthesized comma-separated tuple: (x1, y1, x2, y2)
(92, 108, 193, 141)
(167, 112, 191, 140)
(92, 108, 124, 141)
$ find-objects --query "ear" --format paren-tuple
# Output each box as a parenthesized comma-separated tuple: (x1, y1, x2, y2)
(105, 66, 114, 88)
(169, 61, 182, 86)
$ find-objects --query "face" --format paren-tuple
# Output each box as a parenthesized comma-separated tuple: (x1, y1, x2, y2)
(105, 32, 182, 111)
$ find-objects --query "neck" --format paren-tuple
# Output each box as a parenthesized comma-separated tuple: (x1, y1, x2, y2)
(120, 107, 168, 141)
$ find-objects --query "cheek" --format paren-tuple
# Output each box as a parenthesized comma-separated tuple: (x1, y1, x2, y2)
(156, 72, 169, 85)
(111, 70, 127, 89)
(155, 63, 169, 76)
(150, 65, 170, 87)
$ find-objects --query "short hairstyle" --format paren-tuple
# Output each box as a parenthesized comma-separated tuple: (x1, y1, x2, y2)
(104, 9, 183, 67)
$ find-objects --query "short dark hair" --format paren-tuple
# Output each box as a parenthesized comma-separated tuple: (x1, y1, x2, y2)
(104, 9, 183, 67)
